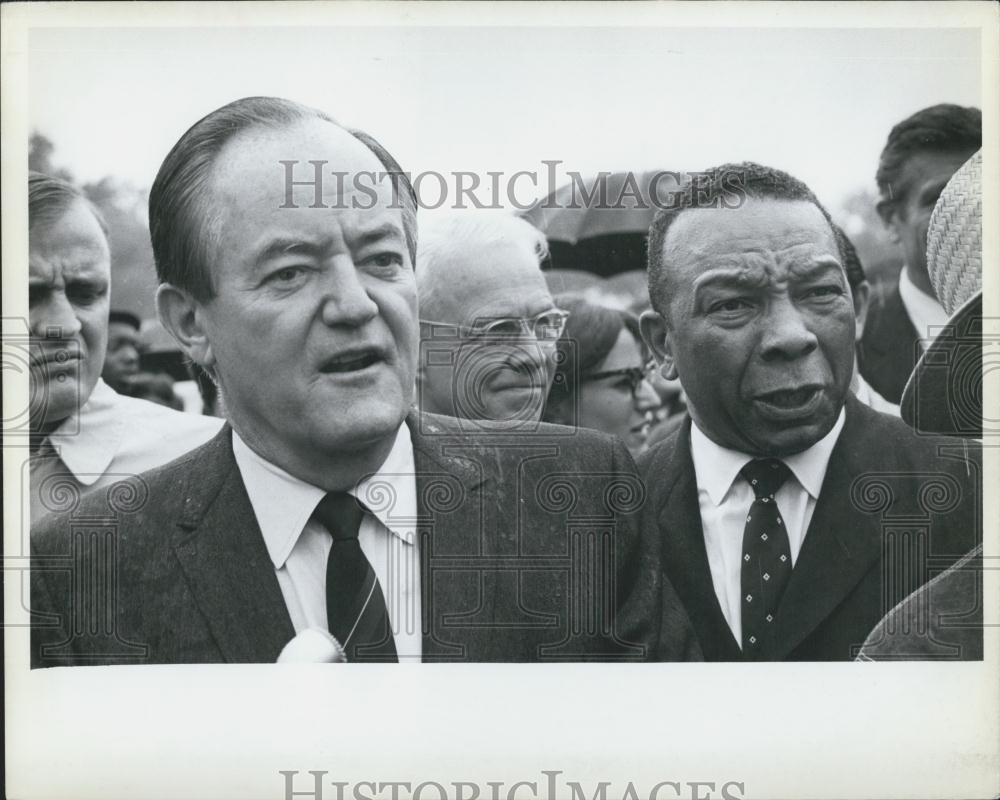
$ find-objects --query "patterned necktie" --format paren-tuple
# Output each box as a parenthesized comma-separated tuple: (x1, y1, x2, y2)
(314, 492, 398, 663)
(739, 458, 792, 659)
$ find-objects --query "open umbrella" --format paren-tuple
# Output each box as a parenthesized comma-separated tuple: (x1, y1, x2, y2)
(521, 170, 680, 277)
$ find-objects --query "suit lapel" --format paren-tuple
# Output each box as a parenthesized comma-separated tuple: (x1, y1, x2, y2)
(171, 426, 295, 663)
(408, 412, 494, 660)
(860, 283, 921, 400)
(770, 399, 883, 659)
(656, 420, 742, 661)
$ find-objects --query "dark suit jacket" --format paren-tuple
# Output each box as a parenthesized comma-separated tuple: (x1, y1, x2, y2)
(31, 411, 701, 665)
(638, 396, 981, 661)
(858, 280, 922, 404)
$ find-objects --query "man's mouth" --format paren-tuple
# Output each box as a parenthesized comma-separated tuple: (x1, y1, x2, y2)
(30, 351, 81, 369)
(319, 348, 385, 374)
(753, 385, 824, 418)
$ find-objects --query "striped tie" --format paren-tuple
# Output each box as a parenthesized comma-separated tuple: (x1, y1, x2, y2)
(314, 492, 398, 663)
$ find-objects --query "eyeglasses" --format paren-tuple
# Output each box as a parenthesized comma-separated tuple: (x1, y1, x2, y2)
(421, 309, 570, 344)
(584, 366, 648, 396)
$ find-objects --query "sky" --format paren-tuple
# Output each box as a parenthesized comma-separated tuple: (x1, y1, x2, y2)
(28, 24, 982, 214)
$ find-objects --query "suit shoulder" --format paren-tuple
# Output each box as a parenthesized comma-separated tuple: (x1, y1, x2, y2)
(414, 411, 625, 464)
(637, 423, 682, 474)
(844, 400, 981, 479)
(31, 428, 231, 552)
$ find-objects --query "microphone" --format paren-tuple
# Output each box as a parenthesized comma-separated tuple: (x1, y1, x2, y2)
(277, 627, 347, 663)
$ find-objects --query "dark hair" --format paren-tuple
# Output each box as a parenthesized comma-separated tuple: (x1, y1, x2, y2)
(108, 310, 141, 330)
(542, 295, 643, 425)
(876, 104, 981, 202)
(647, 161, 841, 314)
(148, 96, 418, 301)
(831, 224, 866, 291)
(28, 171, 108, 238)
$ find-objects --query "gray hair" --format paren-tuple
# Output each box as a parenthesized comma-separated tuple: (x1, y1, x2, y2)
(416, 213, 549, 320)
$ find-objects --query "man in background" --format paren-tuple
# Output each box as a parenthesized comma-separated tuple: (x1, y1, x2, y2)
(27, 172, 222, 523)
(101, 309, 142, 393)
(859, 104, 980, 403)
(415, 214, 564, 428)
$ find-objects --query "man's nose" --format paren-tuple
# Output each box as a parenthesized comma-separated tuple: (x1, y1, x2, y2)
(319, 261, 380, 327)
(35, 293, 83, 339)
(634, 377, 661, 412)
(759, 300, 818, 361)
(121, 345, 140, 365)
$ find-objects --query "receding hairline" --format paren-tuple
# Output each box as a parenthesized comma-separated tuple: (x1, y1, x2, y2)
(189, 115, 406, 281)
(651, 197, 842, 310)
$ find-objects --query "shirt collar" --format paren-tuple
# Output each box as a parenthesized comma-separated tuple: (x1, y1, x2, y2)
(47, 379, 125, 486)
(898, 267, 948, 344)
(232, 422, 417, 570)
(690, 407, 846, 506)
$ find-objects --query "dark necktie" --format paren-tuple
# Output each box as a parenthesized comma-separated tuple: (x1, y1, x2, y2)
(314, 492, 398, 663)
(739, 458, 793, 659)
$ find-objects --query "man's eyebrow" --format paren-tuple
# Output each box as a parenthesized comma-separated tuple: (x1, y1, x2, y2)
(794, 257, 845, 278)
(692, 268, 762, 292)
(352, 222, 405, 249)
(252, 237, 332, 266)
(917, 177, 950, 205)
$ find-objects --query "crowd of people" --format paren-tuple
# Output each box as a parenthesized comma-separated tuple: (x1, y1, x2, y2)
(27, 98, 983, 664)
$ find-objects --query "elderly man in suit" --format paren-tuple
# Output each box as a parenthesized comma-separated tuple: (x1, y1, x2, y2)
(31, 96, 698, 665)
(415, 213, 562, 429)
(859, 104, 980, 404)
(639, 162, 980, 661)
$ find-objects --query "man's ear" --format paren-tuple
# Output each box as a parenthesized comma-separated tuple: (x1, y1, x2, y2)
(156, 283, 214, 369)
(851, 279, 871, 343)
(639, 309, 679, 380)
(876, 198, 901, 244)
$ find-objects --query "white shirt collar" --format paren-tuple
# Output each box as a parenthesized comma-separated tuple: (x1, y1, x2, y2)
(232, 422, 417, 570)
(690, 407, 846, 506)
(47, 379, 125, 485)
(898, 267, 949, 345)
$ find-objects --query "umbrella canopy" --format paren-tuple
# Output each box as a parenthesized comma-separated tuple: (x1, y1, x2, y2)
(522, 169, 680, 244)
(523, 170, 680, 277)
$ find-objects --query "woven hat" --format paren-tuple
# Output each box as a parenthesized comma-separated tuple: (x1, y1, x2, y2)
(900, 150, 982, 437)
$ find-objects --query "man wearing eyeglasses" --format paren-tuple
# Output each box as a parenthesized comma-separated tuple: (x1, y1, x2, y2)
(32, 97, 700, 666)
(415, 214, 564, 429)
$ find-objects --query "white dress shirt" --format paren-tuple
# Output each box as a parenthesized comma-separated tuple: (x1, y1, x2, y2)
(853, 374, 901, 417)
(30, 379, 223, 523)
(232, 423, 422, 662)
(898, 268, 948, 349)
(689, 409, 846, 646)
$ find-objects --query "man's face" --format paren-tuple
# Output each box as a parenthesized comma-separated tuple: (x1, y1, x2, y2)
(102, 321, 141, 392)
(191, 119, 418, 470)
(642, 198, 856, 457)
(419, 240, 557, 423)
(28, 199, 111, 431)
(880, 149, 976, 292)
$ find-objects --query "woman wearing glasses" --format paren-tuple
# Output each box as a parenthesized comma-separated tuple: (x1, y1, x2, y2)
(542, 295, 661, 457)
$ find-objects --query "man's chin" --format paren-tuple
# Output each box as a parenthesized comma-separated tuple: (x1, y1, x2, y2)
(751, 415, 838, 457)
(30, 377, 85, 432)
(480, 387, 545, 423)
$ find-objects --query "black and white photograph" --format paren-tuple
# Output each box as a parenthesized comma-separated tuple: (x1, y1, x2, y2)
(3, 2, 997, 798)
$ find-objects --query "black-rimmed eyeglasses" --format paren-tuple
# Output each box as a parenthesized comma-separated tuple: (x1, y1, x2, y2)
(583, 366, 650, 396)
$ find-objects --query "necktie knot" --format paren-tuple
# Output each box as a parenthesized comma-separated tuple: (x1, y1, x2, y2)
(314, 491, 365, 541)
(740, 458, 791, 500)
